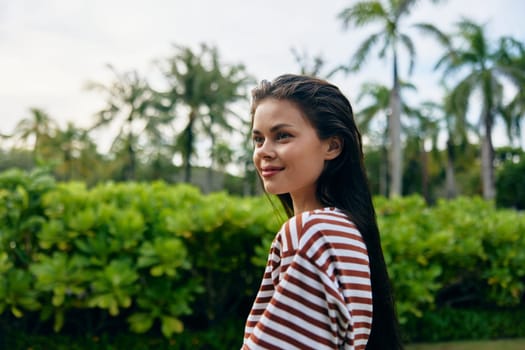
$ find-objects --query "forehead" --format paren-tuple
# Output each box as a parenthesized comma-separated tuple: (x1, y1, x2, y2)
(252, 98, 309, 129)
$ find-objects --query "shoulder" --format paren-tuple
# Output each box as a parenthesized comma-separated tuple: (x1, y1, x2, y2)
(301, 208, 363, 243)
(303, 207, 356, 230)
(298, 208, 368, 261)
(281, 208, 365, 252)
(278, 209, 332, 253)
(286, 207, 353, 231)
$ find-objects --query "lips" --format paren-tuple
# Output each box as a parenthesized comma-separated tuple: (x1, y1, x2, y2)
(260, 166, 284, 177)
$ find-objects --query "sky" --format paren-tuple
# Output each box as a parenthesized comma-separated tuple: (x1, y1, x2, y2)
(1, 0, 524, 154)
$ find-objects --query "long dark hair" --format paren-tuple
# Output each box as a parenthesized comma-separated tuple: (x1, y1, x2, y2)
(250, 74, 403, 349)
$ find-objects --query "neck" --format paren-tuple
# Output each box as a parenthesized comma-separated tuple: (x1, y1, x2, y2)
(291, 195, 323, 215)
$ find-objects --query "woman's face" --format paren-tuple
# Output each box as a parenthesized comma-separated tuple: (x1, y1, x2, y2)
(252, 98, 338, 212)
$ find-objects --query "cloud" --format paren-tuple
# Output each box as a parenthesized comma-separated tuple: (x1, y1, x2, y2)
(1, 0, 523, 149)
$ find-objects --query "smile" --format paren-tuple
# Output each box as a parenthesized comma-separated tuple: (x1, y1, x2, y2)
(260, 166, 284, 177)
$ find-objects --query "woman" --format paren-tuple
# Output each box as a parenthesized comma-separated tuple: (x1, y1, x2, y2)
(242, 74, 403, 349)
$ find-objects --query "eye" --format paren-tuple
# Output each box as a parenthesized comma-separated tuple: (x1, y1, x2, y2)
(276, 132, 292, 141)
(252, 135, 264, 146)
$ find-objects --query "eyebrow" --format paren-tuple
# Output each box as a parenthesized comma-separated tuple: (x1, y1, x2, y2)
(252, 123, 294, 134)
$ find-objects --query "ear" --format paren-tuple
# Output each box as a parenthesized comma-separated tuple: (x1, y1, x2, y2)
(324, 136, 342, 160)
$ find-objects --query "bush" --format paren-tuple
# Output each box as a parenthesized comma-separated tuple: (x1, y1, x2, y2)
(0, 168, 279, 341)
(403, 307, 525, 342)
(496, 156, 525, 209)
(1, 168, 524, 346)
(0, 315, 245, 350)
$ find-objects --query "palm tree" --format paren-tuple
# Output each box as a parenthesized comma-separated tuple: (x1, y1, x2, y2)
(501, 89, 525, 149)
(140, 112, 177, 182)
(407, 101, 442, 201)
(10, 108, 57, 161)
(53, 122, 84, 180)
(235, 116, 261, 196)
(160, 43, 252, 184)
(441, 84, 473, 198)
(51, 122, 100, 181)
(497, 37, 525, 149)
(416, 19, 525, 199)
(204, 52, 252, 190)
(356, 82, 391, 196)
(87, 65, 166, 180)
(338, 0, 443, 197)
(291, 47, 344, 79)
(356, 81, 416, 196)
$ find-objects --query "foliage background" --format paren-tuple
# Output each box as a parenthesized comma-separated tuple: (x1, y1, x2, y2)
(1, 168, 524, 348)
(2, 2, 524, 348)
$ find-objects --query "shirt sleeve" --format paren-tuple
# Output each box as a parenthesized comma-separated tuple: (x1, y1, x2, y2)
(243, 249, 346, 350)
(243, 211, 372, 350)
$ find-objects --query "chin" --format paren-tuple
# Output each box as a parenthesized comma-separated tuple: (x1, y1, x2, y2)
(263, 184, 285, 195)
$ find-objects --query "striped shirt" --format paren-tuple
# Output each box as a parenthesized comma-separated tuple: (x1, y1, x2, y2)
(243, 207, 372, 350)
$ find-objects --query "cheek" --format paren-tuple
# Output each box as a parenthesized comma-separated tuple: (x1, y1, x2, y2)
(296, 151, 326, 176)
(252, 151, 262, 172)
(307, 160, 326, 178)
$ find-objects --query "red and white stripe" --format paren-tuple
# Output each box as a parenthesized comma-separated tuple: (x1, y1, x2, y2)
(243, 207, 372, 350)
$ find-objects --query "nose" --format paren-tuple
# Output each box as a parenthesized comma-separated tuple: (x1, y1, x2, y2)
(254, 140, 276, 159)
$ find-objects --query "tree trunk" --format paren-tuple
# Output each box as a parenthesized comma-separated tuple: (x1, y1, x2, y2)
(380, 145, 388, 197)
(184, 111, 196, 183)
(481, 110, 495, 199)
(124, 113, 135, 181)
(389, 51, 402, 197)
(379, 117, 389, 196)
(206, 134, 216, 193)
(421, 144, 429, 203)
(445, 138, 457, 199)
(65, 149, 73, 181)
(124, 136, 135, 181)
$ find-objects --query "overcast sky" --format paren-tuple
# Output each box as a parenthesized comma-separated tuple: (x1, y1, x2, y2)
(1, 0, 524, 150)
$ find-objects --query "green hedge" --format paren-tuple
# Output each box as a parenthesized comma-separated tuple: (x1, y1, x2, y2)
(496, 155, 525, 209)
(0, 168, 280, 340)
(403, 307, 525, 342)
(1, 168, 524, 346)
(374, 195, 525, 322)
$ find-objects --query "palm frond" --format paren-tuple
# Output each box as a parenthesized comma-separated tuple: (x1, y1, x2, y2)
(393, 0, 419, 21)
(494, 64, 525, 87)
(399, 33, 416, 75)
(338, 1, 385, 28)
(377, 34, 391, 59)
(350, 32, 382, 71)
(357, 82, 391, 104)
(434, 51, 456, 72)
(449, 73, 479, 130)
(325, 64, 350, 79)
(414, 23, 452, 49)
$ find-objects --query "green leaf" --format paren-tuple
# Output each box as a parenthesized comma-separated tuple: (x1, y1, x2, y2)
(161, 316, 184, 337)
(11, 306, 23, 318)
(128, 312, 154, 333)
(53, 309, 64, 332)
